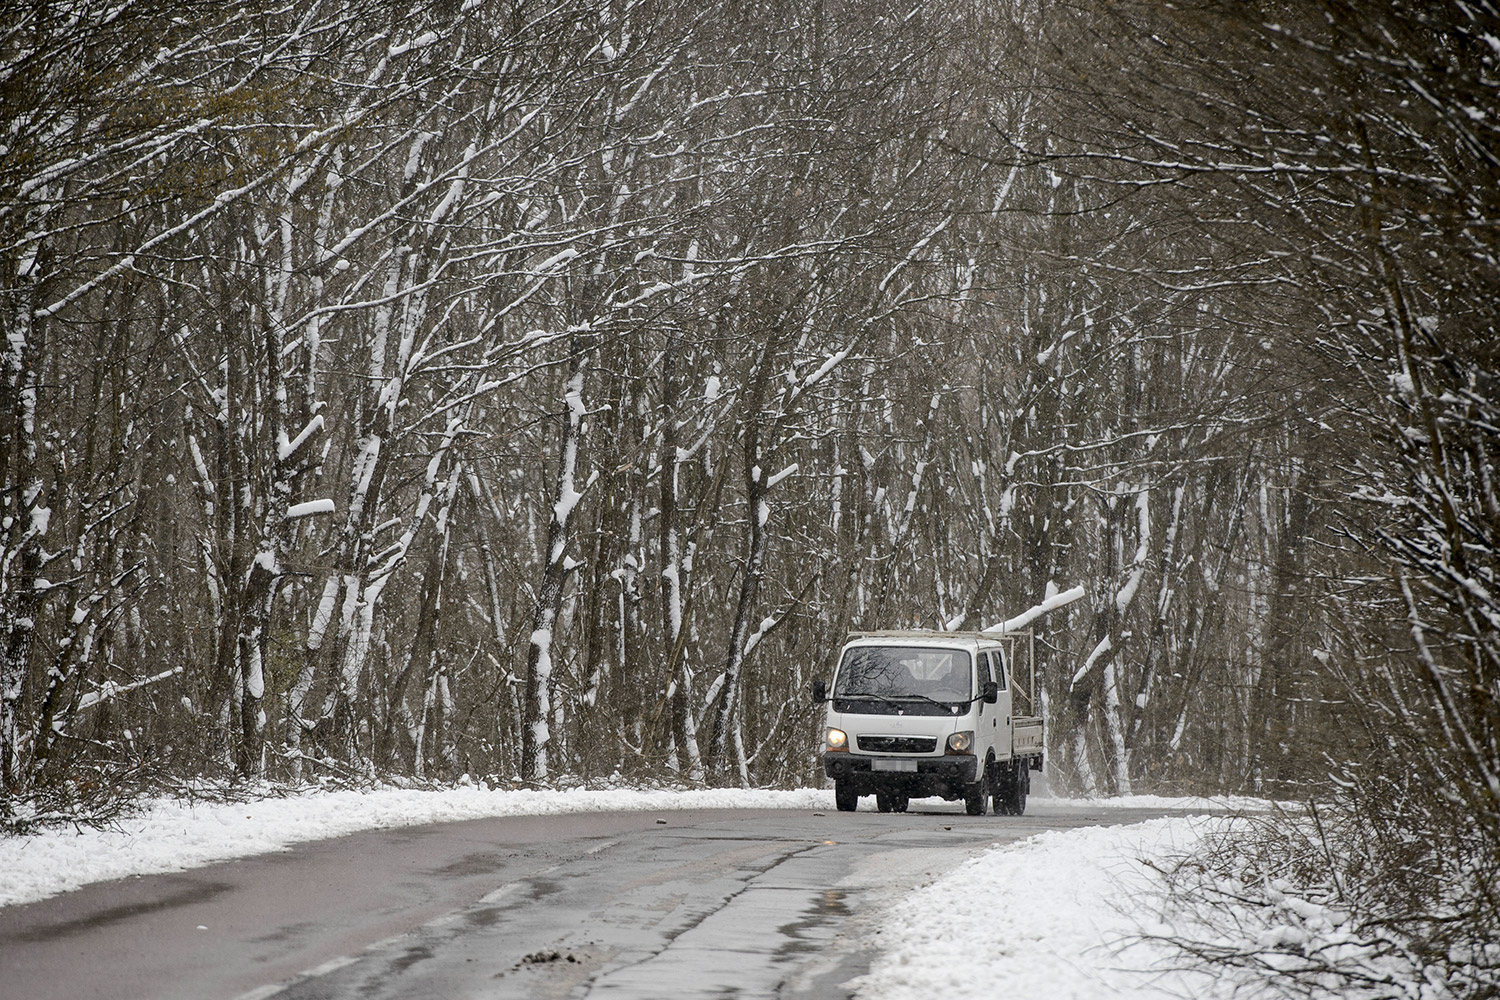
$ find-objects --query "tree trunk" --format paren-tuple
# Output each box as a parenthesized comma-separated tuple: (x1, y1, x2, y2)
(522, 345, 587, 783)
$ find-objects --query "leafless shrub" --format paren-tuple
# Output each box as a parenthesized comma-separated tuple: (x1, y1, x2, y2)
(1150, 803, 1499, 1000)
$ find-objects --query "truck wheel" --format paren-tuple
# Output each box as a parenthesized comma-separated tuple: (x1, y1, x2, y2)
(1014, 763, 1030, 816)
(989, 761, 1011, 815)
(875, 791, 893, 813)
(835, 780, 857, 812)
(892, 793, 909, 813)
(1002, 761, 1025, 815)
(964, 778, 986, 816)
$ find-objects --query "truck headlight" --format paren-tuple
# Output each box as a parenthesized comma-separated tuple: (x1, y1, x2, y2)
(945, 731, 974, 754)
(824, 727, 848, 751)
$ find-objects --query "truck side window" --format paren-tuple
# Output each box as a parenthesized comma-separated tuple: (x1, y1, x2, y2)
(993, 649, 1008, 690)
(977, 652, 992, 688)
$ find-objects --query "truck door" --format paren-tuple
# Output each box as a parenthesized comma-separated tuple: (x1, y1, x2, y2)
(978, 652, 1004, 757)
(991, 649, 1012, 758)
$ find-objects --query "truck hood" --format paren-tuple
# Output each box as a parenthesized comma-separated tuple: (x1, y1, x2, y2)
(825, 706, 969, 748)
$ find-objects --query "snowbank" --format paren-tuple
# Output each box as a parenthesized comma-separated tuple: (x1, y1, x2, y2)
(851, 816, 1231, 1000)
(1031, 792, 1276, 812)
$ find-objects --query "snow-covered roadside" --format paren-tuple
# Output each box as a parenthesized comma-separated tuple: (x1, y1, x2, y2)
(851, 816, 1232, 1000)
(1034, 792, 1273, 812)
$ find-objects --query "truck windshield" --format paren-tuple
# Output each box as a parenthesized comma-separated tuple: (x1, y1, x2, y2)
(833, 646, 973, 712)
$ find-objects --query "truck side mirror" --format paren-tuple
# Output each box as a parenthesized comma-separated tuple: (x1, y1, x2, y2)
(983, 681, 999, 704)
(811, 680, 827, 703)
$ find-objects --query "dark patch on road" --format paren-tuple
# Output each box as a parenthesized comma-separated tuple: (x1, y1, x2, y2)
(775, 889, 849, 961)
(1, 878, 233, 942)
(526, 875, 562, 901)
(426, 851, 512, 878)
(249, 920, 318, 946)
(386, 942, 433, 975)
(463, 904, 506, 929)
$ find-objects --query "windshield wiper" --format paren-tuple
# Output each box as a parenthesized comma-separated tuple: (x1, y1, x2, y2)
(835, 691, 904, 708)
(837, 691, 972, 710)
(887, 693, 954, 709)
(892, 693, 980, 711)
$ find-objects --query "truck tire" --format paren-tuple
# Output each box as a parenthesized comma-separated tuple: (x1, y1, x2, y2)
(1000, 760, 1028, 815)
(986, 759, 1008, 815)
(876, 791, 894, 813)
(964, 777, 986, 816)
(835, 780, 857, 812)
(892, 793, 909, 813)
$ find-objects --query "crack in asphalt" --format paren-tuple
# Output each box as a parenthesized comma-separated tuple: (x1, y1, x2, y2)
(576, 839, 823, 994)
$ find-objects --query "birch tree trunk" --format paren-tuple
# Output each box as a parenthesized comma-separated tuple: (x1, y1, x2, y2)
(658, 342, 704, 781)
(522, 344, 588, 782)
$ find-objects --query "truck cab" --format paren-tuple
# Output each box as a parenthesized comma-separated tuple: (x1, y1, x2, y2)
(813, 631, 1043, 815)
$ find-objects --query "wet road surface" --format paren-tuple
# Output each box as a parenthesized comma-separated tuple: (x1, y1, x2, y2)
(0, 800, 1179, 999)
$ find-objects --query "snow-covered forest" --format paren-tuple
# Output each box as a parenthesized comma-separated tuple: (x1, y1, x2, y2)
(1, 0, 1496, 984)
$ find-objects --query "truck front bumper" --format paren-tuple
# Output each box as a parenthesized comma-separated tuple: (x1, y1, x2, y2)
(822, 752, 978, 798)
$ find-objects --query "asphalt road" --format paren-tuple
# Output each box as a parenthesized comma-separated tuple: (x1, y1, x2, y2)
(0, 799, 1181, 999)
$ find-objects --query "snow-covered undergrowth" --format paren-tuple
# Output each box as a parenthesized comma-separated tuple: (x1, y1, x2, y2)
(851, 816, 1231, 1000)
(1159, 867, 1443, 999)
(1154, 815, 1496, 1000)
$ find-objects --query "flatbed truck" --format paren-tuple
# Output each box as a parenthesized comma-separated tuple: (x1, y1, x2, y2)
(813, 630, 1043, 815)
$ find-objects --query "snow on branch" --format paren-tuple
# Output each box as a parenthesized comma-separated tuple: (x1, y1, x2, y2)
(288, 499, 336, 519)
(75, 667, 184, 712)
(764, 463, 798, 489)
(1071, 635, 1113, 691)
(742, 614, 778, 659)
(982, 584, 1087, 634)
(278, 414, 325, 462)
(878, 215, 951, 293)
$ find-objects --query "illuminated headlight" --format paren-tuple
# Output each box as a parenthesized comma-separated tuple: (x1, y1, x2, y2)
(946, 731, 974, 754)
(824, 728, 848, 751)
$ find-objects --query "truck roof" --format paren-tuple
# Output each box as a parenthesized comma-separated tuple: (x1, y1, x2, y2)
(843, 629, 1029, 647)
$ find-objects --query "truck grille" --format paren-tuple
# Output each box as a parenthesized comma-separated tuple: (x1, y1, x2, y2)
(857, 735, 937, 754)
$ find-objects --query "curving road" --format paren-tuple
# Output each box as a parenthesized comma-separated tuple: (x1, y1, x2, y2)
(0, 799, 1180, 999)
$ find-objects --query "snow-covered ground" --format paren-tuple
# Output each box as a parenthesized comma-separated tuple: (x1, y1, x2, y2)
(1, 784, 1253, 998)
(852, 815, 1229, 1000)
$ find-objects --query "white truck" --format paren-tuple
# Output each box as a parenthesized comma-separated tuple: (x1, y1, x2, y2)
(812, 630, 1043, 815)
